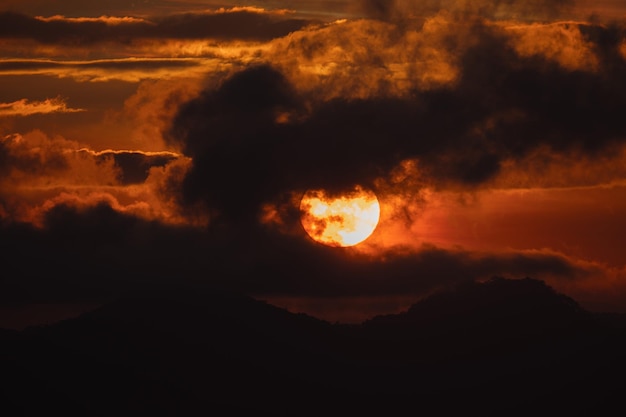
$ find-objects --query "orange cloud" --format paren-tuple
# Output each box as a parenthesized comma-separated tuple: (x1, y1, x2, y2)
(1, 2, 625, 308)
(505, 21, 599, 72)
(490, 145, 626, 189)
(266, 16, 462, 100)
(263, 12, 615, 103)
(0, 58, 215, 82)
(104, 77, 205, 152)
(35, 15, 148, 24)
(213, 6, 295, 16)
(0, 130, 118, 187)
(0, 130, 201, 227)
(0, 96, 84, 116)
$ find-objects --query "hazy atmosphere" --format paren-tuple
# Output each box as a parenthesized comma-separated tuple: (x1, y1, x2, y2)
(2, 0, 626, 326)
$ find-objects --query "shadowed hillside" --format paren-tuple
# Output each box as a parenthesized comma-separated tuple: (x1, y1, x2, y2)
(2, 278, 625, 416)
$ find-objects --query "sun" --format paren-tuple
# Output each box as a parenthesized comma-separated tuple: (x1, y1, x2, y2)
(299, 185, 380, 247)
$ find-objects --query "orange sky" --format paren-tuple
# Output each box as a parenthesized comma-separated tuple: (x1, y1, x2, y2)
(1, 0, 626, 324)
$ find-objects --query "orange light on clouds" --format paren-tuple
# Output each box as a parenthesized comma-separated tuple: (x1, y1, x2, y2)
(299, 186, 380, 247)
(35, 15, 148, 24)
(0, 97, 84, 116)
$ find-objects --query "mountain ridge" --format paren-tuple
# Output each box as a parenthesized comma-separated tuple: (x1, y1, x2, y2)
(2, 276, 625, 416)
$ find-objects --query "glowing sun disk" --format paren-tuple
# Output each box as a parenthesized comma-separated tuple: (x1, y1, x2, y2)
(300, 186, 380, 247)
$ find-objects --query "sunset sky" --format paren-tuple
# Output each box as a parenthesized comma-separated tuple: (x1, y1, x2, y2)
(2, 0, 626, 326)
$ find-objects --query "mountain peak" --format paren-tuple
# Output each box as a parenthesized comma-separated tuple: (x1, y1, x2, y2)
(364, 276, 589, 330)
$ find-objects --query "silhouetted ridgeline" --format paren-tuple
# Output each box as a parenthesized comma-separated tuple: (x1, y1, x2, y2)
(2, 277, 625, 416)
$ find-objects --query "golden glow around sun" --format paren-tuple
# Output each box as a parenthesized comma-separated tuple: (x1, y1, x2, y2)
(299, 186, 380, 247)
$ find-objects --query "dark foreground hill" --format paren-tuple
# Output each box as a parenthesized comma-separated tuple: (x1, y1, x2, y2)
(2, 277, 625, 416)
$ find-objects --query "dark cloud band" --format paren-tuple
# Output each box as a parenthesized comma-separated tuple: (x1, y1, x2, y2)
(168, 18, 626, 225)
(0, 10, 313, 43)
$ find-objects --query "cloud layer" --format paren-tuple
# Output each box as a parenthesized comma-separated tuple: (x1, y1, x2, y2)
(0, 9, 313, 43)
(0, 97, 84, 116)
(1, 1, 626, 320)
(168, 16, 626, 226)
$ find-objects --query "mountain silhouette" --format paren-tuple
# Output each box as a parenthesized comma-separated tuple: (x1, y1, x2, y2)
(2, 278, 625, 416)
(362, 276, 596, 350)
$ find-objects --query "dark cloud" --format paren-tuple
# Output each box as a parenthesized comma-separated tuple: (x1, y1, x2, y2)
(167, 20, 626, 226)
(358, 0, 397, 20)
(238, 238, 590, 297)
(3, 1, 626, 318)
(0, 10, 313, 44)
(153, 10, 313, 41)
(167, 65, 303, 224)
(461, 23, 626, 154)
(0, 133, 68, 176)
(92, 151, 178, 185)
(357, 0, 575, 21)
(0, 0, 158, 17)
(0, 201, 591, 305)
(467, 0, 574, 19)
(0, 134, 177, 186)
(0, 0, 348, 20)
(0, 203, 213, 304)
(0, 58, 203, 72)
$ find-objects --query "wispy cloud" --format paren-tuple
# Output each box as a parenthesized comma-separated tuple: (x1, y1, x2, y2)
(0, 58, 216, 82)
(0, 9, 313, 44)
(0, 96, 84, 116)
(34, 15, 148, 24)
